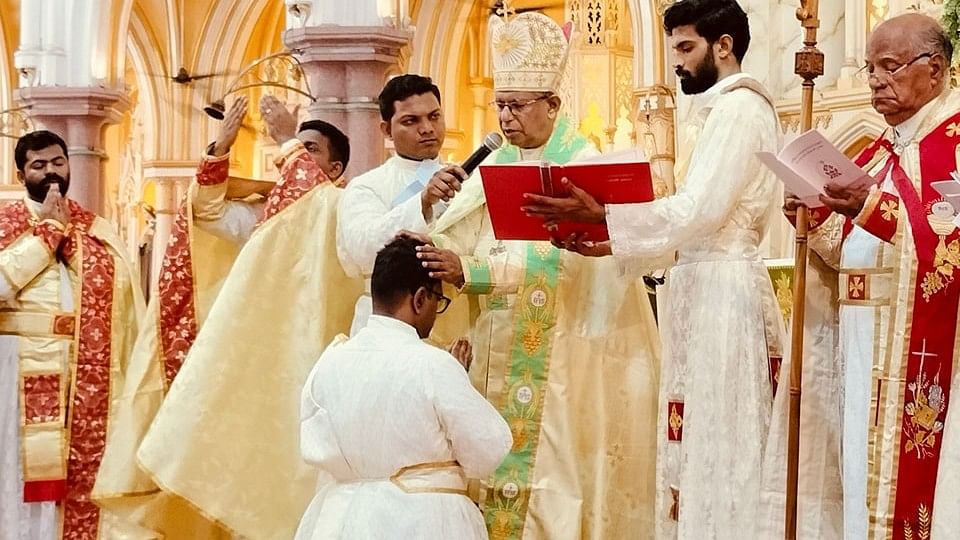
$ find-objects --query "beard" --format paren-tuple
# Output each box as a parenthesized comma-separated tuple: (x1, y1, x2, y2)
(676, 52, 720, 95)
(26, 173, 69, 202)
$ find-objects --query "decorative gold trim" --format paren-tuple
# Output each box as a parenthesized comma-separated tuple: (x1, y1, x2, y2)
(388, 460, 468, 496)
(839, 267, 894, 275)
(854, 187, 884, 228)
(839, 298, 890, 307)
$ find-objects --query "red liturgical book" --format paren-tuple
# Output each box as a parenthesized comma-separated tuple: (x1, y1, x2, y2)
(480, 155, 654, 242)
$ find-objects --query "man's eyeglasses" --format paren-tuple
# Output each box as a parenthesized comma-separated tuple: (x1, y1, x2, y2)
(856, 52, 936, 83)
(427, 287, 451, 314)
(490, 95, 551, 116)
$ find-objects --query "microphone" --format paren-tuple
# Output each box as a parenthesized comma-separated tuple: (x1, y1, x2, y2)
(460, 132, 504, 176)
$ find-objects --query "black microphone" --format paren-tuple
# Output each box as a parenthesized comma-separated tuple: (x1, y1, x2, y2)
(460, 132, 504, 176)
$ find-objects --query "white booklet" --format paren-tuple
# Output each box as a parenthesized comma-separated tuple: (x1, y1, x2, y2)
(757, 130, 874, 208)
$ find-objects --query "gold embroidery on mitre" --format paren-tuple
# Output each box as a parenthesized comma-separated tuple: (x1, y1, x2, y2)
(489, 10, 572, 93)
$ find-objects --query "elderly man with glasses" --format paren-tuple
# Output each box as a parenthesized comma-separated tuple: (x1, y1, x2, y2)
(783, 13, 960, 539)
(407, 8, 662, 540)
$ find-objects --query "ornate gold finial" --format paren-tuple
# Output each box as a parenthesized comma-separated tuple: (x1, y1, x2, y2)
(494, 0, 516, 21)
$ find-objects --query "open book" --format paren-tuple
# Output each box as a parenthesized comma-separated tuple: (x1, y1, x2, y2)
(479, 148, 653, 242)
(757, 130, 874, 208)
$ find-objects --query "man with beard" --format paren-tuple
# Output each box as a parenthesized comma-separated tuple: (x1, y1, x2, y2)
(92, 95, 361, 539)
(521, 1, 787, 537)
(0, 130, 145, 539)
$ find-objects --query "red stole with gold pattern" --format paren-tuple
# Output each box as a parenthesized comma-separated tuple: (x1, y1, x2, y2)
(0, 199, 117, 538)
(856, 111, 960, 538)
(157, 148, 332, 387)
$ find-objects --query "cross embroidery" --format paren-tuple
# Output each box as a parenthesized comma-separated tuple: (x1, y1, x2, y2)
(880, 199, 898, 221)
(848, 274, 867, 299)
(495, 0, 516, 19)
(295, 168, 308, 181)
(912, 339, 938, 363)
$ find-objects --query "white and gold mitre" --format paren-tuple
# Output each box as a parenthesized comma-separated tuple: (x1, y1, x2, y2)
(489, 9, 573, 93)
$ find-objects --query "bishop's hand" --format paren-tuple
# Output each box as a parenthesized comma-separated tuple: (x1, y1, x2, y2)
(522, 177, 606, 229)
(416, 244, 464, 287)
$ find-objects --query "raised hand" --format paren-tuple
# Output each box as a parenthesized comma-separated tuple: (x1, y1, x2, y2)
(260, 95, 300, 145)
(212, 96, 248, 156)
(421, 165, 468, 220)
(38, 184, 70, 226)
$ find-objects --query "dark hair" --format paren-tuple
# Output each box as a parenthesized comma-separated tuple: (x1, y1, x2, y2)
(371, 237, 439, 309)
(664, 0, 751, 63)
(377, 74, 441, 122)
(299, 119, 351, 170)
(15, 130, 69, 172)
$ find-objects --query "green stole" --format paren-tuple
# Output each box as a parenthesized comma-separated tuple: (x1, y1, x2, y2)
(483, 117, 591, 539)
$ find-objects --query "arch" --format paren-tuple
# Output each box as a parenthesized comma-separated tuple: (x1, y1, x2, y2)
(187, 0, 279, 156)
(827, 112, 886, 156)
(409, 0, 477, 134)
(127, 7, 165, 161)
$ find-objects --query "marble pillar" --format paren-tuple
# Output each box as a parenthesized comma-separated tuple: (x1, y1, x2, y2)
(15, 86, 130, 215)
(284, 26, 411, 176)
(634, 85, 676, 199)
(142, 163, 194, 292)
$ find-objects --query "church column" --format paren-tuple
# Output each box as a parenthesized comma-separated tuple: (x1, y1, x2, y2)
(281, 0, 411, 175)
(469, 78, 493, 146)
(633, 85, 676, 198)
(837, 0, 867, 88)
(284, 23, 410, 176)
(14, 0, 130, 216)
(15, 87, 130, 214)
(142, 163, 195, 292)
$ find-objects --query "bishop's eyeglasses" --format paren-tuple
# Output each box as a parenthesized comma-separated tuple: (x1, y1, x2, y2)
(490, 95, 551, 116)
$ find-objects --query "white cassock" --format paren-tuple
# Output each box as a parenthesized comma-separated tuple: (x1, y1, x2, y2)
(294, 315, 512, 540)
(606, 73, 787, 539)
(191, 184, 264, 246)
(0, 199, 66, 540)
(336, 155, 443, 335)
(836, 107, 930, 540)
